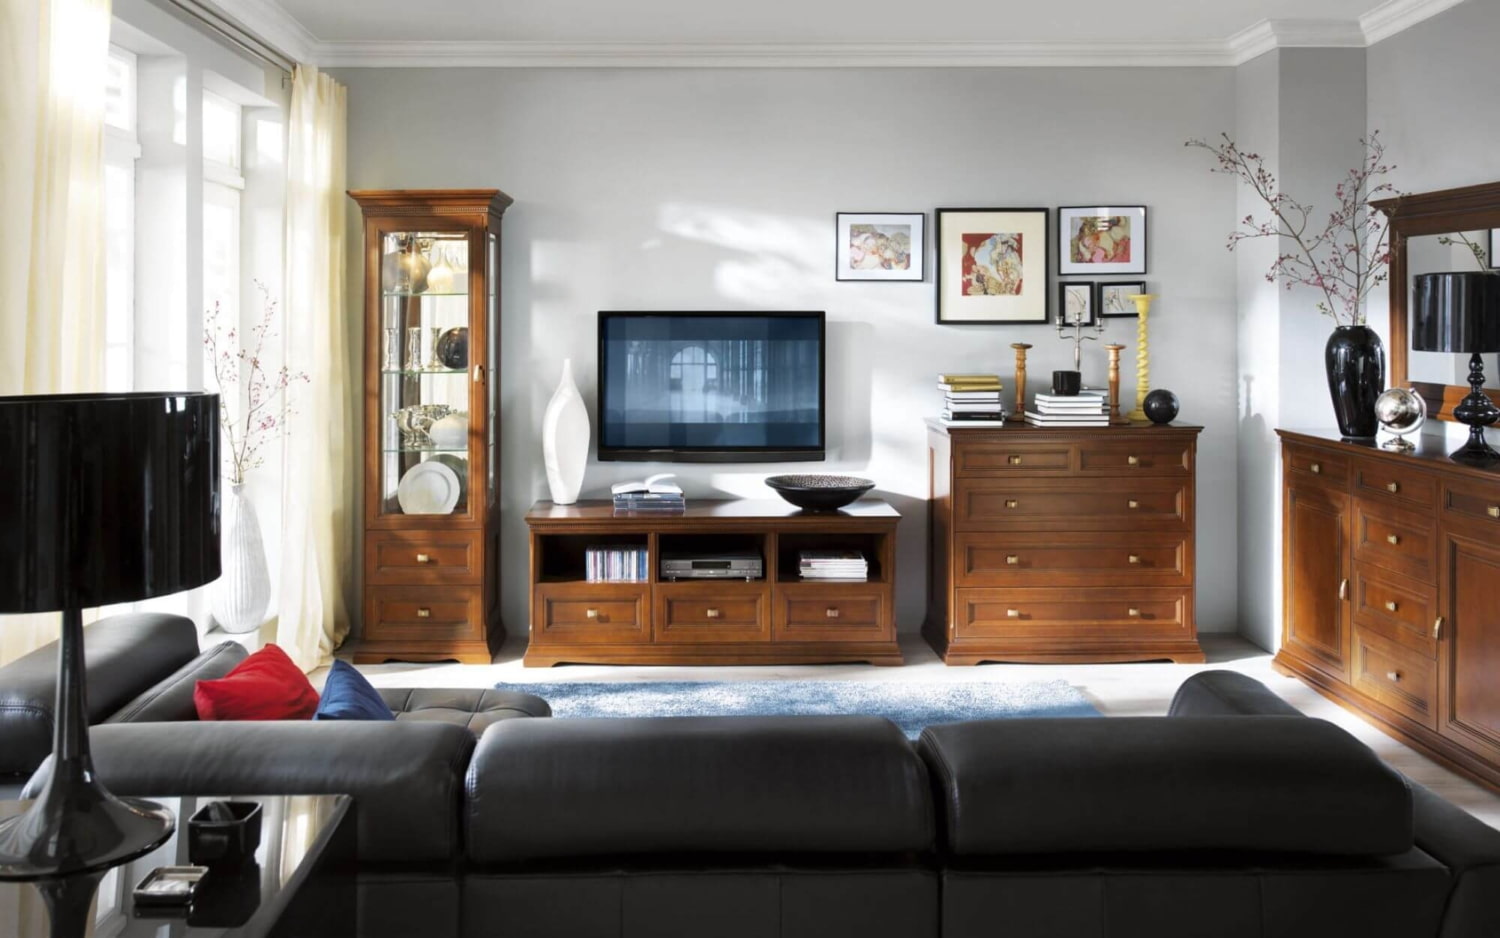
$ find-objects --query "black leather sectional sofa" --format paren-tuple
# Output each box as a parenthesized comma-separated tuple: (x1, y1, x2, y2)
(3, 616, 1498, 938)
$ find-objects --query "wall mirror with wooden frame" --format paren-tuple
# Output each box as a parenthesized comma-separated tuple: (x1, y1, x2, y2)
(1375, 182, 1500, 422)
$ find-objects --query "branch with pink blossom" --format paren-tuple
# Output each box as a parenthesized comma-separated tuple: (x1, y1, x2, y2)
(203, 282, 311, 486)
(1186, 132, 1400, 326)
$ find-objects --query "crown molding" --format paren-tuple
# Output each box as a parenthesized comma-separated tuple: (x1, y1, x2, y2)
(197, 0, 317, 67)
(1227, 18, 1367, 65)
(313, 39, 1233, 69)
(1360, 0, 1469, 44)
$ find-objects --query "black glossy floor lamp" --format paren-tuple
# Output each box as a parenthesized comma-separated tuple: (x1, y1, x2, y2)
(1413, 272, 1500, 463)
(0, 392, 219, 935)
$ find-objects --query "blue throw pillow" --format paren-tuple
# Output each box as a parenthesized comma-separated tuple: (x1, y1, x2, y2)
(313, 660, 396, 721)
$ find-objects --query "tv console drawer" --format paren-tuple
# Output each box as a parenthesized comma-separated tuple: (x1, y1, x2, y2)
(654, 581, 770, 643)
(533, 583, 651, 645)
(773, 583, 890, 643)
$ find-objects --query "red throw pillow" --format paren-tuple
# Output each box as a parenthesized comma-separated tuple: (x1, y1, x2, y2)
(194, 643, 320, 720)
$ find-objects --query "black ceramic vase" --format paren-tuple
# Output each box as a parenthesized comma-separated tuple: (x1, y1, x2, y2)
(1325, 325, 1385, 439)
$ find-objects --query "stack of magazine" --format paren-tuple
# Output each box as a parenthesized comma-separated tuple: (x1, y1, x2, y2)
(611, 473, 685, 512)
(798, 550, 868, 581)
(938, 373, 1006, 424)
(1025, 389, 1110, 427)
(585, 545, 649, 582)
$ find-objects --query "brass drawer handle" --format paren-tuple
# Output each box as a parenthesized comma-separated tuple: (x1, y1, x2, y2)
(416, 607, 431, 618)
(416, 553, 432, 564)
(1128, 554, 1141, 565)
(1127, 455, 1140, 466)
(1489, 506, 1500, 519)
(1386, 481, 1400, 493)
(1008, 455, 1023, 466)
(1127, 499, 1140, 509)
(1385, 600, 1399, 612)
(1128, 607, 1142, 617)
(1005, 499, 1019, 509)
(1386, 534, 1401, 546)
(825, 607, 840, 618)
(1434, 617, 1444, 640)
(1311, 462, 1322, 474)
(706, 608, 721, 619)
(1386, 670, 1401, 683)
(1006, 555, 1020, 565)
(1006, 608, 1020, 618)
(1339, 578, 1348, 600)
(585, 608, 599, 619)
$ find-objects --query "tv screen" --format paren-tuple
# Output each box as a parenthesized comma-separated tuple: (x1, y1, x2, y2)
(597, 311, 825, 462)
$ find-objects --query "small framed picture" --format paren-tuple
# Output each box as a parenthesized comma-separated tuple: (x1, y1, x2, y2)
(1490, 229, 1498, 269)
(1059, 205, 1147, 275)
(835, 213, 924, 281)
(935, 207, 1050, 324)
(1058, 281, 1095, 325)
(1098, 281, 1148, 318)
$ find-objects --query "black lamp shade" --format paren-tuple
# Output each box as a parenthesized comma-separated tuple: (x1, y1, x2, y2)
(0, 392, 220, 612)
(1412, 272, 1500, 353)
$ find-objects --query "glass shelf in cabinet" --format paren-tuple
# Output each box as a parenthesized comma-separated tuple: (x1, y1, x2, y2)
(381, 369, 467, 376)
(381, 290, 469, 298)
(382, 446, 469, 454)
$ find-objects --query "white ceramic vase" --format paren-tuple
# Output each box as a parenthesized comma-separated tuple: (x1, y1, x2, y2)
(211, 482, 272, 634)
(542, 358, 589, 505)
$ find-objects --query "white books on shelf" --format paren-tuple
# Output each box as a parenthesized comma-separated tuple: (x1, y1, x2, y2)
(936, 417, 1008, 427)
(799, 550, 868, 581)
(611, 473, 683, 496)
(945, 402, 1007, 412)
(1024, 412, 1109, 427)
(943, 390, 1004, 401)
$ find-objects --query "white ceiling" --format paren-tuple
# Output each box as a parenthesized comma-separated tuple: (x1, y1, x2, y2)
(216, 0, 1467, 67)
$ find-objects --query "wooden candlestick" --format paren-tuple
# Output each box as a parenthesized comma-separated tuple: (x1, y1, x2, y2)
(1010, 343, 1032, 421)
(1126, 294, 1155, 422)
(1105, 343, 1127, 425)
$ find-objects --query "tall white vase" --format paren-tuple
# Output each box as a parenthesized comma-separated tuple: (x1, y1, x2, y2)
(543, 358, 589, 505)
(212, 483, 272, 634)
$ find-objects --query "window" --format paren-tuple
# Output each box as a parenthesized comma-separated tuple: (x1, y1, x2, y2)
(102, 46, 139, 393)
(202, 88, 244, 323)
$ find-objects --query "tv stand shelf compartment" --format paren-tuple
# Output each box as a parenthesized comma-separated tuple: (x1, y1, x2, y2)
(523, 498, 901, 667)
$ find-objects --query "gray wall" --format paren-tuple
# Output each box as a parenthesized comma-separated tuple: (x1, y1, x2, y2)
(334, 66, 1241, 637)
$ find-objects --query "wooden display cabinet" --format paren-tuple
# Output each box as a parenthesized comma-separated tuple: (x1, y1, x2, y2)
(348, 189, 511, 663)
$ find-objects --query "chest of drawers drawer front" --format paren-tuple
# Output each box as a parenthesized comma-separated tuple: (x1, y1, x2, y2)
(955, 532, 1189, 587)
(1353, 461, 1438, 511)
(367, 529, 482, 585)
(655, 582, 770, 643)
(1285, 445, 1349, 488)
(1352, 624, 1438, 729)
(1353, 499, 1437, 582)
(1443, 480, 1500, 530)
(955, 479, 1187, 530)
(955, 588, 1190, 641)
(533, 584, 651, 644)
(365, 587, 484, 644)
(1077, 441, 1192, 476)
(954, 443, 1073, 475)
(1352, 564, 1439, 658)
(774, 584, 890, 643)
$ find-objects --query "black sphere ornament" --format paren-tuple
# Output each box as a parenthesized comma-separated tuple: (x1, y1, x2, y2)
(1142, 389, 1179, 425)
(436, 327, 469, 369)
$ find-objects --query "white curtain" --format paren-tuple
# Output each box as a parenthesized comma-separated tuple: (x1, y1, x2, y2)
(0, 0, 111, 666)
(277, 65, 352, 672)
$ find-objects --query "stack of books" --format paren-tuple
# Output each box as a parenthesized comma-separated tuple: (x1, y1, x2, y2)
(1025, 389, 1110, 427)
(798, 550, 869, 581)
(938, 373, 1006, 424)
(612, 474, 685, 513)
(585, 545, 649, 582)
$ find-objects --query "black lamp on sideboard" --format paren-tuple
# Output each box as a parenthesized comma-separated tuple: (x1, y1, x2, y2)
(0, 393, 219, 933)
(1413, 272, 1500, 463)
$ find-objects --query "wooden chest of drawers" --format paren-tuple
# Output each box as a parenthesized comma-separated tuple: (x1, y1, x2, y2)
(1277, 429, 1500, 791)
(924, 420, 1204, 665)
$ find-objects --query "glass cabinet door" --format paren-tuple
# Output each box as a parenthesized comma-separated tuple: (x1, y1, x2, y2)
(378, 229, 475, 519)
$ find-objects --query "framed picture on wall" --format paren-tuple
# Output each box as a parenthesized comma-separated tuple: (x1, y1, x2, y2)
(1058, 281, 1095, 325)
(1098, 281, 1147, 317)
(1059, 205, 1147, 275)
(835, 212, 925, 281)
(935, 207, 1050, 324)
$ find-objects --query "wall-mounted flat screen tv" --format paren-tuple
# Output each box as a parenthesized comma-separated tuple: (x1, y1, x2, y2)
(597, 311, 825, 462)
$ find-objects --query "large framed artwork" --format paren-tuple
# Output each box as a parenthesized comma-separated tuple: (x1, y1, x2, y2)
(1059, 205, 1147, 275)
(835, 212, 924, 281)
(935, 207, 1050, 324)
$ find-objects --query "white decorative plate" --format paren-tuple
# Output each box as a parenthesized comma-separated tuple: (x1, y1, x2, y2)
(397, 459, 461, 515)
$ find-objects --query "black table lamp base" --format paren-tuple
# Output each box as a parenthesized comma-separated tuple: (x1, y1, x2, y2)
(0, 609, 175, 937)
(1451, 352, 1500, 465)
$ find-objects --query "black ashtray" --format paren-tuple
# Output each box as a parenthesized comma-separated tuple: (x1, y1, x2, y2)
(189, 801, 262, 869)
(765, 474, 875, 512)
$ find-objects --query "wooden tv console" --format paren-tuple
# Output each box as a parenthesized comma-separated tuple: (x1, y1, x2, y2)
(523, 499, 901, 667)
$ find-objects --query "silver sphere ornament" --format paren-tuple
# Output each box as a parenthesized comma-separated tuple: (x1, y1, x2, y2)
(1375, 387, 1426, 452)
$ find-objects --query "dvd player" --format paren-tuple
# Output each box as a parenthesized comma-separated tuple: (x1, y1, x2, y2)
(661, 550, 764, 580)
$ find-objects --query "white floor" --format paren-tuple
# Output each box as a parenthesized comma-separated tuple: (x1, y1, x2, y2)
(342, 632, 1500, 832)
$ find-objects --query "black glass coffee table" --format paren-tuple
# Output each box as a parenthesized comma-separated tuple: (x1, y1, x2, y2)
(0, 794, 353, 937)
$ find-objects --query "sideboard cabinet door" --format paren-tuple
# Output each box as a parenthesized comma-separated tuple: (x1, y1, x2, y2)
(1439, 530, 1500, 765)
(1283, 482, 1351, 681)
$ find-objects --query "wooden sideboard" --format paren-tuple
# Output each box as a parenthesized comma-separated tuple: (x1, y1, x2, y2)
(923, 420, 1204, 665)
(1277, 429, 1500, 790)
(523, 499, 901, 667)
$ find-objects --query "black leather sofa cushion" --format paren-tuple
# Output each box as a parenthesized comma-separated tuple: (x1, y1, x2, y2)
(1168, 669, 1306, 717)
(105, 640, 249, 723)
(378, 688, 551, 735)
(465, 715, 934, 863)
(23, 721, 475, 863)
(918, 716, 1412, 857)
(0, 613, 200, 780)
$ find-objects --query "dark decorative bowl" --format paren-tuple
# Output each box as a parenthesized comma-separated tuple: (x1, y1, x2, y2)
(765, 474, 875, 511)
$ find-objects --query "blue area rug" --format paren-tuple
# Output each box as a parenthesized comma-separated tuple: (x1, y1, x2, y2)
(493, 680, 1100, 738)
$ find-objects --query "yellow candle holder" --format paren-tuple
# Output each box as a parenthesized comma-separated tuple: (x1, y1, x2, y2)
(1126, 294, 1155, 423)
